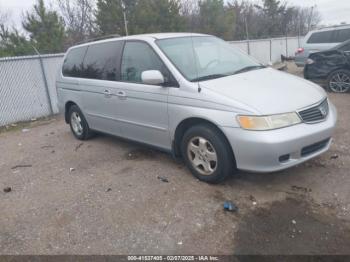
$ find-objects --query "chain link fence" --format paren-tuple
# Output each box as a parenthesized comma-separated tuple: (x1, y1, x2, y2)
(230, 36, 301, 64)
(0, 36, 301, 127)
(0, 54, 64, 126)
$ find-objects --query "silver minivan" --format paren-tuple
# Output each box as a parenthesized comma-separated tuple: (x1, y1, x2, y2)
(295, 24, 350, 67)
(57, 33, 337, 183)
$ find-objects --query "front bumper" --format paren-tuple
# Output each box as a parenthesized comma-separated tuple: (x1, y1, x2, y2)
(222, 102, 337, 173)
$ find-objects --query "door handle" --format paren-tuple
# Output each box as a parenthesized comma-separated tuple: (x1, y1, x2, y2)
(103, 89, 112, 98)
(116, 91, 127, 99)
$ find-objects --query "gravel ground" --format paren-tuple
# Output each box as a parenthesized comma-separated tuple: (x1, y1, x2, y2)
(1, 63, 350, 255)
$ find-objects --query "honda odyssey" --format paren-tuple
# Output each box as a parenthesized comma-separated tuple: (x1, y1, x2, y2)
(56, 33, 337, 183)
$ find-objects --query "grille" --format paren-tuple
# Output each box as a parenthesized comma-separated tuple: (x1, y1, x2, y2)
(298, 99, 329, 123)
(301, 138, 330, 157)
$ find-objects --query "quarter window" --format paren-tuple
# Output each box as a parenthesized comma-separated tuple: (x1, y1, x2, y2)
(82, 41, 124, 81)
(121, 42, 170, 84)
(334, 29, 350, 43)
(62, 46, 87, 77)
(307, 31, 334, 44)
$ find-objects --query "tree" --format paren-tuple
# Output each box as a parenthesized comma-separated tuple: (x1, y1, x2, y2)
(253, 0, 287, 37)
(96, 0, 185, 36)
(22, 0, 65, 53)
(95, 0, 137, 36)
(198, 0, 235, 40)
(0, 27, 34, 57)
(57, 0, 96, 46)
(228, 0, 322, 40)
(180, 0, 199, 31)
(0, 10, 33, 57)
(0, 8, 8, 26)
(132, 0, 185, 34)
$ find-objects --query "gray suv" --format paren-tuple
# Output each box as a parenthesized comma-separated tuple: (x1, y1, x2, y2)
(57, 33, 337, 183)
(295, 24, 350, 67)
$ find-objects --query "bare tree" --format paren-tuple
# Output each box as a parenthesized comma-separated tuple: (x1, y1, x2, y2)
(227, 0, 322, 40)
(180, 0, 199, 31)
(180, 0, 198, 16)
(305, 5, 321, 32)
(57, 0, 96, 46)
(0, 8, 10, 44)
(0, 7, 10, 26)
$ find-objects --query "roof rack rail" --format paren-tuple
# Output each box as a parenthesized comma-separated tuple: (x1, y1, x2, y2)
(76, 34, 121, 45)
(320, 24, 350, 30)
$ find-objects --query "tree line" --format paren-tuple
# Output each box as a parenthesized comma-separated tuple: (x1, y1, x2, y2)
(0, 0, 321, 57)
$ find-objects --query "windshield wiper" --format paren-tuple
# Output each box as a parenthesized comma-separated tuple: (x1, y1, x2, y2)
(231, 65, 265, 75)
(191, 74, 228, 82)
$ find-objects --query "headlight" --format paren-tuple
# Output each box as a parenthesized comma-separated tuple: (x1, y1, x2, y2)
(237, 112, 301, 131)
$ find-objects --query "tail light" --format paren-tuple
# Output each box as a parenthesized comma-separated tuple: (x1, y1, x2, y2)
(296, 48, 304, 55)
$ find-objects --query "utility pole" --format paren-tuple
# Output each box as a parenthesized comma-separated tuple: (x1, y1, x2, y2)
(298, 17, 301, 47)
(244, 15, 250, 55)
(121, 0, 129, 36)
(283, 11, 288, 57)
(308, 5, 316, 32)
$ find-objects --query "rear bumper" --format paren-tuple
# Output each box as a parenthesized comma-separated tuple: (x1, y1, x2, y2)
(222, 102, 337, 173)
(295, 56, 306, 67)
(295, 62, 305, 67)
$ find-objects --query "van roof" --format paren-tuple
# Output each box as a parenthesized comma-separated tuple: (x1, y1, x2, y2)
(313, 24, 350, 33)
(70, 32, 208, 50)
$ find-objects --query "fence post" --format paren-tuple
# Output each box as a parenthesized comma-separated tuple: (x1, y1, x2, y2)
(270, 39, 272, 62)
(32, 47, 54, 115)
(247, 40, 250, 55)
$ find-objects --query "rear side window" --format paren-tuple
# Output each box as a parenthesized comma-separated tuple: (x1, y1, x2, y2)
(307, 31, 334, 44)
(62, 46, 87, 77)
(334, 28, 350, 43)
(82, 41, 124, 81)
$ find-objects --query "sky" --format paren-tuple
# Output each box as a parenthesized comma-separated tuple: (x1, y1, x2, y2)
(0, 0, 349, 29)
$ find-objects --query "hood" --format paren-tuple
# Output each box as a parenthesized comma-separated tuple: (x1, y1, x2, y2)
(199, 68, 326, 115)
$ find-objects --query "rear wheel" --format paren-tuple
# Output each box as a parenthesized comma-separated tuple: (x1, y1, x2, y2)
(181, 124, 235, 184)
(327, 69, 350, 93)
(68, 105, 93, 140)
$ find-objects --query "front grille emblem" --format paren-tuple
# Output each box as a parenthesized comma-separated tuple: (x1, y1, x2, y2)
(319, 104, 327, 117)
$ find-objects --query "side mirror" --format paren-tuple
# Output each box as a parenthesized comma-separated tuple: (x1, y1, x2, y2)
(141, 70, 165, 85)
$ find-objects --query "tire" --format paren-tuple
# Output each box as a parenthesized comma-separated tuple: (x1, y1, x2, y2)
(326, 69, 350, 93)
(68, 105, 94, 140)
(181, 124, 235, 184)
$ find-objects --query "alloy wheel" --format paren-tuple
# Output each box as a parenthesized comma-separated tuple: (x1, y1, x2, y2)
(329, 72, 350, 93)
(187, 136, 218, 176)
(71, 112, 83, 136)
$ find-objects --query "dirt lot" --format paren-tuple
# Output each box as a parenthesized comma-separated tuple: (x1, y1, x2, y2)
(1, 64, 350, 255)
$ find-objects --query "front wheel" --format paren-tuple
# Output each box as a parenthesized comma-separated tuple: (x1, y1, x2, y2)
(327, 69, 350, 93)
(181, 124, 235, 184)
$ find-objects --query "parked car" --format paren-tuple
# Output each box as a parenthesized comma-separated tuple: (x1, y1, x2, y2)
(295, 24, 350, 67)
(304, 39, 350, 93)
(57, 33, 337, 183)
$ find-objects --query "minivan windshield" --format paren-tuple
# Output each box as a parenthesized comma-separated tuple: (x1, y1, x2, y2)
(156, 36, 263, 82)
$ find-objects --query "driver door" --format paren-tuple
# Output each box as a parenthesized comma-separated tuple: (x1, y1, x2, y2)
(112, 41, 177, 150)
